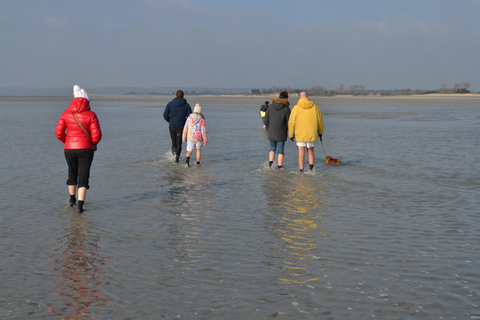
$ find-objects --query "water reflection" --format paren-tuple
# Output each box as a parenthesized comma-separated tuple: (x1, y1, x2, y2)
(48, 214, 107, 319)
(155, 165, 213, 272)
(162, 166, 191, 214)
(164, 165, 212, 212)
(264, 172, 330, 284)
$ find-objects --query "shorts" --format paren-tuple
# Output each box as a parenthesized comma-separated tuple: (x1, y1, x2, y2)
(269, 140, 285, 155)
(186, 141, 203, 151)
(296, 141, 315, 148)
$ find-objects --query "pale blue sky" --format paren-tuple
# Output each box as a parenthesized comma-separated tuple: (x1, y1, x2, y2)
(1, 0, 479, 91)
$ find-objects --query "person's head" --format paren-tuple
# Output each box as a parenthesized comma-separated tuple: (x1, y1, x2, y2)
(279, 91, 288, 100)
(194, 103, 202, 114)
(265, 101, 269, 106)
(176, 90, 184, 98)
(73, 85, 91, 102)
(299, 91, 308, 99)
(194, 103, 204, 118)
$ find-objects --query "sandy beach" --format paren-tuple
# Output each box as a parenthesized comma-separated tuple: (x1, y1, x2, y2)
(1, 93, 479, 108)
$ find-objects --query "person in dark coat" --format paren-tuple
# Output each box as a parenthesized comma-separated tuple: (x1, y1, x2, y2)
(264, 91, 291, 168)
(163, 90, 192, 162)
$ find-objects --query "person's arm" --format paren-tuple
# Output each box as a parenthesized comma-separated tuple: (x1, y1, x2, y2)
(285, 108, 291, 126)
(288, 109, 296, 139)
(90, 113, 102, 145)
(163, 104, 170, 122)
(317, 108, 324, 135)
(201, 119, 207, 146)
(182, 118, 189, 142)
(55, 114, 67, 143)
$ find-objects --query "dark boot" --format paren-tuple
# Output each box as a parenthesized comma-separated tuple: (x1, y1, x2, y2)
(77, 201, 84, 213)
(69, 195, 76, 207)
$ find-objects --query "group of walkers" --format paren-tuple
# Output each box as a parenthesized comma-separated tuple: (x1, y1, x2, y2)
(55, 87, 207, 212)
(162, 90, 207, 166)
(55, 86, 322, 213)
(262, 91, 324, 173)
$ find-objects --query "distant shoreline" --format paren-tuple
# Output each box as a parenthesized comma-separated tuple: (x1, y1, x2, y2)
(1, 93, 479, 107)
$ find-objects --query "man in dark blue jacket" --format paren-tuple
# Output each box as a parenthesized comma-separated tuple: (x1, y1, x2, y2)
(163, 90, 192, 162)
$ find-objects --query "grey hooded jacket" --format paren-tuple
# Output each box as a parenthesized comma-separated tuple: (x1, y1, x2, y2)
(264, 98, 291, 142)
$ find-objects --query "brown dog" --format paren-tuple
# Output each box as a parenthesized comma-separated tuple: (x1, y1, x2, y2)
(325, 156, 342, 165)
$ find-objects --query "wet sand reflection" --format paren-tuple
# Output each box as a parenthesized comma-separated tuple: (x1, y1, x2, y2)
(264, 172, 331, 285)
(48, 214, 107, 319)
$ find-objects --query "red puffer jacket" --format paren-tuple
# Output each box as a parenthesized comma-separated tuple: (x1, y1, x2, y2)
(55, 97, 102, 150)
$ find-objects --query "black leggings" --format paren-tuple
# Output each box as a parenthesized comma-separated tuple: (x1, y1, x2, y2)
(64, 149, 95, 189)
(169, 127, 184, 158)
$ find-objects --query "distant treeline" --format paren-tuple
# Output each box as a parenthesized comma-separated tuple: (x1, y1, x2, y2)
(0, 87, 250, 96)
(0, 83, 475, 96)
(250, 82, 475, 96)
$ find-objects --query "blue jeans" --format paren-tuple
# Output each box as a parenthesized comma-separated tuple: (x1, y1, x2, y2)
(269, 140, 285, 155)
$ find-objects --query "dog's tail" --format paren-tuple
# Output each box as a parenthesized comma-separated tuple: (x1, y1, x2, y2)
(338, 156, 343, 161)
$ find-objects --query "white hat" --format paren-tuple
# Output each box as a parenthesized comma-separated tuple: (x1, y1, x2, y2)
(194, 103, 202, 113)
(73, 85, 91, 102)
(73, 85, 81, 97)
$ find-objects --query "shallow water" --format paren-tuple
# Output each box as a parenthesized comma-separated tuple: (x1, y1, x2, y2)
(0, 97, 479, 319)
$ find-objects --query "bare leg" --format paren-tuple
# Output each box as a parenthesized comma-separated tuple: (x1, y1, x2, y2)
(278, 154, 284, 167)
(297, 146, 305, 171)
(196, 149, 202, 163)
(307, 147, 315, 166)
(68, 185, 76, 196)
(186, 150, 193, 158)
(269, 151, 275, 162)
(78, 187, 87, 201)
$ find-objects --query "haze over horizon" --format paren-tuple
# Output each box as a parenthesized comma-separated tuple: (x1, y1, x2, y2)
(1, 0, 479, 91)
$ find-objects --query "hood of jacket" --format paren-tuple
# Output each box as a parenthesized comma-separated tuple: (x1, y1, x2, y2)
(271, 97, 290, 110)
(170, 97, 188, 108)
(68, 97, 91, 113)
(189, 113, 203, 123)
(295, 97, 315, 109)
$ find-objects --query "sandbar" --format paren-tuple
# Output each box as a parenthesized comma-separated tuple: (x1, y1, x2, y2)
(1, 93, 479, 108)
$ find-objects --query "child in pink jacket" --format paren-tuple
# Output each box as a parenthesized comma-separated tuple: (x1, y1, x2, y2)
(182, 104, 207, 166)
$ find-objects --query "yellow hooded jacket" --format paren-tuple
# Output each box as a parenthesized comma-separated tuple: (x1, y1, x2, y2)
(288, 98, 324, 142)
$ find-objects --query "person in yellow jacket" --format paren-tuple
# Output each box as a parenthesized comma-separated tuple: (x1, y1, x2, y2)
(288, 91, 324, 172)
(259, 101, 269, 129)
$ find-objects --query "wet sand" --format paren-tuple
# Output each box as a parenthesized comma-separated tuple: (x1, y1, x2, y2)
(2, 96, 479, 319)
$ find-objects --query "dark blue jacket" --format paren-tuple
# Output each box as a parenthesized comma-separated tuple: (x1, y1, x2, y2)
(163, 97, 192, 128)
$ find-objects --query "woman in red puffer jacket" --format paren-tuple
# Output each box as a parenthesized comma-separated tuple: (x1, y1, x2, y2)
(55, 85, 102, 213)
